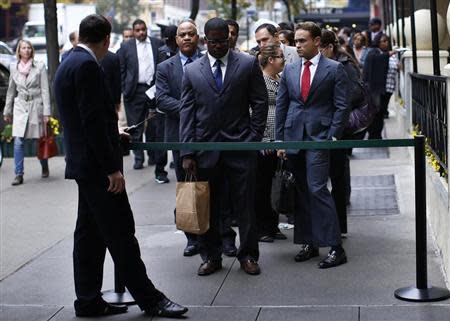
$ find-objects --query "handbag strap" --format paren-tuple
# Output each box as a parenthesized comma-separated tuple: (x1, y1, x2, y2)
(185, 174, 197, 182)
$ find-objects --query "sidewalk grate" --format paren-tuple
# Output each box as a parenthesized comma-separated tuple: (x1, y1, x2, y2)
(351, 147, 389, 159)
(348, 175, 399, 216)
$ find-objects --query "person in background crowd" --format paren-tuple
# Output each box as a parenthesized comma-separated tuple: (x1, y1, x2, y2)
(364, 34, 396, 139)
(156, 19, 202, 257)
(122, 27, 134, 42)
(367, 17, 383, 47)
(352, 32, 369, 69)
(61, 31, 78, 61)
(180, 17, 268, 276)
(276, 22, 350, 269)
(279, 30, 295, 46)
(3, 39, 51, 186)
(100, 49, 122, 113)
(320, 29, 365, 235)
(255, 43, 287, 243)
(225, 19, 240, 51)
(118, 19, 169, 183)
(54, 14, 187, 318)
(158, 25, 178, 63)
(255, 23, 300, 64)
(278, 21, 294, 32)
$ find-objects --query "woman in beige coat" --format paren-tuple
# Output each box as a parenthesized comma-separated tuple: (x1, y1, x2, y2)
(3, 39, 51, 185)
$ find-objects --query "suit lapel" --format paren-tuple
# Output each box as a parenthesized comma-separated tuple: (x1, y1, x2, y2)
(199, 55, 219, 93)
(150, 37, 159, 65)
(221, 50, 239, 94)
(25, 62, 39, 87)
(293, 61, 303, 102)
(307, 55, 330, 102)
(130, 40, 139, 74)
(172, 53, 183, 94)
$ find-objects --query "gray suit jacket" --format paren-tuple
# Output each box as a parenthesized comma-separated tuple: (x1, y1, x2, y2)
(117, 37, 164, 99)
(156, 52, 203, 142)
(275, 54, 350, 153)
(179, 50, 268, 168)
(282, 44, 300, 65)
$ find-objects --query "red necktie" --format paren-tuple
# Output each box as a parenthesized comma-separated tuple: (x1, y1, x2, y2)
(301, 60, 312, 102)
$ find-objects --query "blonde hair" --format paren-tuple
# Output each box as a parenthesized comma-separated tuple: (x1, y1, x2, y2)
(16, 39, 35, 61)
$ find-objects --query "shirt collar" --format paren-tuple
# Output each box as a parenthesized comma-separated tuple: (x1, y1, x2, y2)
(136, 37, 150, 45)
(77, 44, 98, 64)
(208, 50, 229, 69)
(303, 52, 321, 66)
(180, 50, 200, 66)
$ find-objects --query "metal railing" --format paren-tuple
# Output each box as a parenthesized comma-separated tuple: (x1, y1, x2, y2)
(411, 73, 448, 176)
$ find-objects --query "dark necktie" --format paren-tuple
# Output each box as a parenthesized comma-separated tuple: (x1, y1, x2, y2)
(301, 60, 312, 102)
(213, 59, 223, 90)
(185, 57, 193, 65)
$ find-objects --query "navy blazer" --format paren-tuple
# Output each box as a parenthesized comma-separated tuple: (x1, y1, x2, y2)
(179, 50, 268, 168)
(54, 47, 122, 180)
(100, 50, 122, 105)
(117, 37, 164, 99)
(275, 55, 350, 153)
(156, 52, 203, 142)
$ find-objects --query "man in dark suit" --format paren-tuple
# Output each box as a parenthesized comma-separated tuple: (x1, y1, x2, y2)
(54, 14, 187, 318)
(118, 19, 169, 183)
(156, 19, 201, 257)
(157, 25, 178, 63)
(367, 17, 384, 48)
(275, 22, 350, 269)
(100, 50, 121, 112)
(180, 17, 268, 276)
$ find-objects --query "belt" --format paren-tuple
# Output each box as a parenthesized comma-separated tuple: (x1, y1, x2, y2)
(17, 93, 40, 102)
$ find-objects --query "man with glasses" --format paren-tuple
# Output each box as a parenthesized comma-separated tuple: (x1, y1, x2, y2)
(179, 17, 268, 276)
(276, 21, 350, 269)
(156, 19, 202, 257)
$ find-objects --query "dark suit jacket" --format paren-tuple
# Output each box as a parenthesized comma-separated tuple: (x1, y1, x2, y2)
(179, 50, 268, 168)
(54, 46, 121, 180)
(157, 45, 178, 64)
(117, 37, 164, 99)
(275, 55, 350, 153)
(156, 52, 203, 142)
(100, 50, 121, 106)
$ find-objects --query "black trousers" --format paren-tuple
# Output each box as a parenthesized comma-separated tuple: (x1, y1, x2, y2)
(124, 85, 167, 175)
(196, 151, 259, 262)
(173, 150, 197, 246)
(329, 149, 349, 234)
(74, 178, 164, 311)
(255, 152, 279, 237)
(368, 92, 392, 140)
(219, 178, 237, 245)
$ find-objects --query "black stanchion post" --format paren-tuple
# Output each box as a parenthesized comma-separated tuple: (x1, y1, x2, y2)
(102, 262, 135, 305)
(394, 135, 450, 302)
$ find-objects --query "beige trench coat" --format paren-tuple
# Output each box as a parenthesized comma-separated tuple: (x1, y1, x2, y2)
(3, 61, 51, 139)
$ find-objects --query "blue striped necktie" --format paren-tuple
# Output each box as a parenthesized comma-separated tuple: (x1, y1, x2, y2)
(213, 59, 223, 90)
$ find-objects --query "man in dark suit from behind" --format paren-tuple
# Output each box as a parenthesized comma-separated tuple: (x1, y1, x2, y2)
(54, 14, 187, 318)
(157, 25, 178, 63)
(118, 19, 169, 183)
(276, 21, 350, 269)
(100, 50, 121, 113)
(180, 17, 268, 276)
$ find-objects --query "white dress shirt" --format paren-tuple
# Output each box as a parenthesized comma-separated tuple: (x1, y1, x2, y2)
(136, 38, 154, 85)
(300, 52, 321, 85)
(207, 51, 229, 82)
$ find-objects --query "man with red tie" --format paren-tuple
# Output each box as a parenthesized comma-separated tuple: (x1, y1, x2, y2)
(275, 22, 350, 269)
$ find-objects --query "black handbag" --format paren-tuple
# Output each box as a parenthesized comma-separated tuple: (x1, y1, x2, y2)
(271, 159, 297, 214)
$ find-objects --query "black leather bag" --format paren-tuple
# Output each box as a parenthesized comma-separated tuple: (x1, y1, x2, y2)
(271, 159, 297, 214)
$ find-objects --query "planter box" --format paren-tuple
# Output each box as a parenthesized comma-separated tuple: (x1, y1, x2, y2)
(1, 136, 65, 158)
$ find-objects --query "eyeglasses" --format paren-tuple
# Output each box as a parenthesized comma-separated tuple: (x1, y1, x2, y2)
(204, 37, 229, 45)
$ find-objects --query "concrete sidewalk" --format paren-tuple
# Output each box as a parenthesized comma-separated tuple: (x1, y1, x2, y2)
(1, 115, 450, 321)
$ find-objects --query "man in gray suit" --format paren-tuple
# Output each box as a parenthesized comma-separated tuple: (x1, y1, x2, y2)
(275, 22, 350, 269)
(180, 17, 268, 276)
(255, 23, 299, 64)
(156, 19, 202, 257)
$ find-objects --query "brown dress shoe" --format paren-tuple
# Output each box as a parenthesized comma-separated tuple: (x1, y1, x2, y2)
(240, 259, 261, 275)
(42, 170, 49, 178)
(197, 260, 222, 276)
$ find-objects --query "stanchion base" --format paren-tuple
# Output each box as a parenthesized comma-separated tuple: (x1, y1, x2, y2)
(395, 286, 450, 302)
(102, 290, 136, 305)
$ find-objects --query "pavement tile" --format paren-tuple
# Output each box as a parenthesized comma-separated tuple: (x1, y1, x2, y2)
(0, 305, 62, 321)
(360, 305, 450, 321)
(257, 307, 358, 321)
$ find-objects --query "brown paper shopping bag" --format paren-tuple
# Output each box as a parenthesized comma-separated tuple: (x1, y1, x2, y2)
(176, 180, 210, 235)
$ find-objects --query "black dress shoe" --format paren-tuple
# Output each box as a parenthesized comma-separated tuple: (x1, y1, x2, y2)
(197, 260, 222, 276)
(133, 162, 144, 170)
(11, 175, 23, 186)
(145, 297, 188, 318)
(318, 248, 347, 269)
(258, 235, 274, 243)
(223, 243, 237, 257)
(75, 302, 128, 317)
(294, 244, 319, 262)
(183, 244, 199, 257)
(273, 231, 287, 240)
